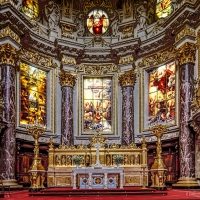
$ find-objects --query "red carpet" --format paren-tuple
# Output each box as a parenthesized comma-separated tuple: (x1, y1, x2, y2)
(2, 188, 200, 200)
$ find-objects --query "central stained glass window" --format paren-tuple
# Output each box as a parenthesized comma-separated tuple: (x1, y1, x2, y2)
(87, 9, 109, 35)
(83, 77, 112, 133)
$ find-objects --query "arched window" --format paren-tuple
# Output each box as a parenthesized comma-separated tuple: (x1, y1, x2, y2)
(148, 61, 175, 126)
(156, 0, 172, 18)
(21, 0, 39, 19)
(20, 63, 47, 126)
(83, 77, 112, 133)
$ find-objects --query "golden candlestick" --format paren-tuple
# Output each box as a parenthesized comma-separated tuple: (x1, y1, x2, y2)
(27, 125, 46, 191)
(141, 136, 147, 189)
(150, 124, 168, 190)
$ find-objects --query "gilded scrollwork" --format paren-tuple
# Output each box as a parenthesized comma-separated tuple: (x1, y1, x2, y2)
(49, 136, 54, 150)
(62, 55, 76, 65)
(110, 143, 119, 149)
(58, 143, 68, 150)
(119, 55, 134, 64)
(20, 48, 56, 68)
(59, 70, 77, 87)
(76, 63, 119, 75)
(0, 43, 19, 66)
(176, 42, 196, 65)
(175, 25, 195, 43)
(89, 131, 108, 147)
(137, 46, 176, 68)
(77, 142, 87, 150)
(125, 176, 140, 184)
(118, 69, 137, 87)
(61, 24, 75, 39)
(0, 26, 20, 43)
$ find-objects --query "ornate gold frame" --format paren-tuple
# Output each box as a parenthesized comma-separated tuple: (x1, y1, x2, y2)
(138, 47, 178, 132)
(16, 49, 57, 133)
(76, 73, 118, 136)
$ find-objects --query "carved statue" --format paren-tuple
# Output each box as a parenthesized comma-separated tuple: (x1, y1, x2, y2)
(172, 0, 178, 12)
(61, 155, 66, 165)
(74, 13, 85, 39)
(136, 1, 148, 31)
(44, 1, 60, 30)
(110, 11, 119, 37)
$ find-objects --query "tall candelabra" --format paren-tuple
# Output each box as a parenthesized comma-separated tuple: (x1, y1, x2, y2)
(150, 124, 168, 190)
(27, 124, 46, 192)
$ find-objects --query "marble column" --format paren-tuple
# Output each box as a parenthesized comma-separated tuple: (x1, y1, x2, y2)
(173, 42, 199, 188)
(119, 69, 136, 146)
(0, 44, 18, 181)
(59, 70, 77, 147)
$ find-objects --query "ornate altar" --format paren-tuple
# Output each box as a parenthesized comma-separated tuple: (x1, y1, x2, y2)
(72, 167, 124, 189)
(47, 133, 148, 188)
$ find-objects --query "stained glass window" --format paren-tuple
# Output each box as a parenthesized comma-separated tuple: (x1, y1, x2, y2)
(83, 77, 112, 133)
(156, 0, 172, 18)
(148, 62, 175, 126)
(87, 9, 109, 35)
(20, 63, 47, 126)
(21, 0, 39, 19)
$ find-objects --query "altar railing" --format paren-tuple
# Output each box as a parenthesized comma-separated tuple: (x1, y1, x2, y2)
(47, 140, 148, 187)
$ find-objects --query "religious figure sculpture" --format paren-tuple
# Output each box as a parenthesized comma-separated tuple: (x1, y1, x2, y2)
(136, 1, 148, 31)
(110, 11, 119, 37)
(74, 12, 85, 38)
(44, 1, 60, 30)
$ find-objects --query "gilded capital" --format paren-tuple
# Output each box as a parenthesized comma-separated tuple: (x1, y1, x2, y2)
(176, 42, 196, 65)
(0, 43, 19, 66)
(59, 70, 77, 87)
(118, 68, 137, 87)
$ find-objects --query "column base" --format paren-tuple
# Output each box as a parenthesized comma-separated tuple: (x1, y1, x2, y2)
(172, 178, 200, 189)
(2, 179, 23, 189)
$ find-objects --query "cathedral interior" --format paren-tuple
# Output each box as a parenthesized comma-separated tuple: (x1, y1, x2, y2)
(0, 0, 200, 190)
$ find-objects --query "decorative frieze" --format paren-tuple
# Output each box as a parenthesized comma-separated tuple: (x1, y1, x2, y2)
(61, 24, 75, 39)
(175, 25, 195, 43)
(0, 43, 18, 66)
(176, 42, 196, 65)
(119, 55, 134, 64)
(76, 63, 119, 75)
(62, 55, 76, 65)
(59, 70, 77, 87)
(120, 25, 134, 40)
(0, 26, 20, 43)
(138, 46, 176, 68)
(20, 48, 57, 68)
(118, 69, 137, 87)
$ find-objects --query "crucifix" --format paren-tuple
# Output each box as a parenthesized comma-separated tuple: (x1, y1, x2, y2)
(94, 141, 102, 167)
(89, 130, 108, 168)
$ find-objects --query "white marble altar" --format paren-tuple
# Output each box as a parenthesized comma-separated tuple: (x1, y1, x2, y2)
(72, 167, 124, 189)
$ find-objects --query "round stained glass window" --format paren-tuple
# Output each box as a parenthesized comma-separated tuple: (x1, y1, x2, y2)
(87, 9, 109, 35)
